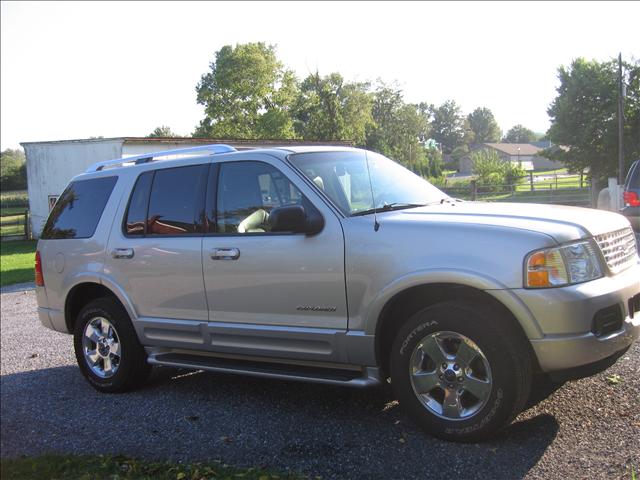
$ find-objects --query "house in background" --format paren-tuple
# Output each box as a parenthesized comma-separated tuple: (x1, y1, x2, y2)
(459, 142, 564, 174)
(21, 136, 351, 237)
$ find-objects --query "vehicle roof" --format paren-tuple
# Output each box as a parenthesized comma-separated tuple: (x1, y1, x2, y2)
(274, 145, 360, 154)
(75, 145, 362, 182)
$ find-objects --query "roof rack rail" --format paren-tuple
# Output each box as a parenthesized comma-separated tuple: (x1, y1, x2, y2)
(86, 144, 237, 173)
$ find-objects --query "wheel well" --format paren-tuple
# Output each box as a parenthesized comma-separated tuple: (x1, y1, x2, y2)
(374, 283, 537, 378)
(65, 282, 122, 332)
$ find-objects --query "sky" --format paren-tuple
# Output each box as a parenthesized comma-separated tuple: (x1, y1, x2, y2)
(1, 1, 639, 150)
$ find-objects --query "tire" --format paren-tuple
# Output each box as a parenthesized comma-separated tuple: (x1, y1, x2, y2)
(389, 300, 531, 442)
(73, 297, 151, 393)
(524, 373, 564, 411)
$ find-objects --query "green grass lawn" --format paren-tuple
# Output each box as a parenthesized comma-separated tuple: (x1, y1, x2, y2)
(531, 168, 569, 176)
(0, 240, 36, 286)
(480, 188, 591, 205)
(1, 454, 303, 480)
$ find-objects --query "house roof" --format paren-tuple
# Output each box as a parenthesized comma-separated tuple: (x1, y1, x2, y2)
(484, 143, 542, 156)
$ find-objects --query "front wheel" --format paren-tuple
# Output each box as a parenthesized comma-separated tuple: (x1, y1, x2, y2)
(390, 301, 531, 442)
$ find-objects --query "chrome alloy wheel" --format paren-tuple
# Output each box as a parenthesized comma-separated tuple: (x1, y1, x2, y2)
(82, 317, 121, 378)
(409, 331, 492, 420)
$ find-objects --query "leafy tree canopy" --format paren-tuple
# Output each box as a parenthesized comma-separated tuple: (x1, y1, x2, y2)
(503, 124, 538, 143)
(365, 83, 441, 177)
(194, 42, 298, 139)
(293, 72, 372, 145)
(429, 100, 467, 153)
(546, 57, 640, 178)
(468, 107, 502, 143)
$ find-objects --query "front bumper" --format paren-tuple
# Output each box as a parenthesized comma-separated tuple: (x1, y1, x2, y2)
(514, 262, 640, 373)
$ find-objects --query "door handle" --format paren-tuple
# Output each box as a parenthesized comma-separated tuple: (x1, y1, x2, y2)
(111, 248, 134, 259)
(211, 247, 240, 260)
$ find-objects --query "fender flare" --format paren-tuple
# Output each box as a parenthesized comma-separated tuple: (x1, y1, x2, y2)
(363, 268, 543, 339)
(64, 272, 139, 325)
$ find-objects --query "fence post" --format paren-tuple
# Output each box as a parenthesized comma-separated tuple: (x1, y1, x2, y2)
(607, 177, 621, 211)
(470, 180, 477, 201)
(24, 210, 31, 240)
(529, 172, 534, 192)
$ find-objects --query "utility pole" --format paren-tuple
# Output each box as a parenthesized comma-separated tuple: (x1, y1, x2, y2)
(618, 52, 625, 185)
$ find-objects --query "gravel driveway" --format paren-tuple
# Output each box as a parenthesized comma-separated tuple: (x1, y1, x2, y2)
(2, 290, 639, 479)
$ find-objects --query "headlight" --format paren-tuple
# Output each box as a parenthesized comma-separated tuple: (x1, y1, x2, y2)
(525, 240, 603, 288)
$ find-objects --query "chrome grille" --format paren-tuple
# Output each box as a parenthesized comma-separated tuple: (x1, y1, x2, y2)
(595, 227, 638, 274)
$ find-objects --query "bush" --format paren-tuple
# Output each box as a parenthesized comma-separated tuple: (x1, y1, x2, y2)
(409, 147, 444, 179)
(471, 149, 525, 188)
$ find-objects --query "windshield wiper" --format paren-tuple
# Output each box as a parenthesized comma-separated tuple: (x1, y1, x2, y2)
(351, 203, 427, 217)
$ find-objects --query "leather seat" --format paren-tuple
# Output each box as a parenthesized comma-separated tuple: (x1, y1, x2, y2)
(237, 209, 269, 233)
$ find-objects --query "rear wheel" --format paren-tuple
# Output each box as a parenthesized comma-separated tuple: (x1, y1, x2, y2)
(73, 298, 151, 393)
(389, 301, 531, 442)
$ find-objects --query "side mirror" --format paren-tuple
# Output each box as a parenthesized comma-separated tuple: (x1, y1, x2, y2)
(269, 205, 323, 235)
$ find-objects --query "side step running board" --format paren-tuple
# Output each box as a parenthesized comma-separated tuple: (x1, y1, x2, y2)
(148, 352, 381, 388)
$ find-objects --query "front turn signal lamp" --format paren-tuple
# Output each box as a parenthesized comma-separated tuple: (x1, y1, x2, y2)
(525, 240, 603, 288)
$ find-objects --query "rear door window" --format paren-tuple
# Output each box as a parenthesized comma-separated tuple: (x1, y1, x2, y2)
(146, 164, 208, 235)
(41, 176, 117, 239)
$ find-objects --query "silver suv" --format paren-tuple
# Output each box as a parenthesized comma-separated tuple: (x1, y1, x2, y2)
(35, 145, 640, 442)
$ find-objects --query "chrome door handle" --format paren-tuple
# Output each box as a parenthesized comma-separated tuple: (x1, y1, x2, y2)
(111, 248, 134, 259)
(211, 248, 240, 260)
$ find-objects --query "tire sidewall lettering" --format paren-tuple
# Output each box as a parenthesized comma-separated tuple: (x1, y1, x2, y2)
(444, 388, 503, 435)
(399, 320, 438, 356)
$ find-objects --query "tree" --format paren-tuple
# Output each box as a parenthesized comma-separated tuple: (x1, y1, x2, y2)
(468, 107, 502, 143)
(293, 72, 372, 144)
(503, 124, 537, 143)
(148, 126, 178, 138)
(366, 83, 432, 172)
(0, 149, 27, 191)
(429, 100, 466, 153)
(194, 42, 297, 139)
(546, 57, 640, 178)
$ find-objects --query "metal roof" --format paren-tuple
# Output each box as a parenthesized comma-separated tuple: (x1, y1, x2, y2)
(21, 136, 353, 147)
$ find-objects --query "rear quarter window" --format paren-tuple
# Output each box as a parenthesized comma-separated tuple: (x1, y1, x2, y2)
(41, 176, 118, 239)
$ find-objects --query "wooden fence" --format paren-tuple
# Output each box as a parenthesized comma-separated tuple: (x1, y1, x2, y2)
(0, 210, 31, 241)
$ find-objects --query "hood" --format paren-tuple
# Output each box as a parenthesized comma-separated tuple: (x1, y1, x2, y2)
(384, 202, 630, 244)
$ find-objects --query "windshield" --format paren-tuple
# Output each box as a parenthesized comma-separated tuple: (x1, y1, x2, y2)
(289, 150, 447, 216)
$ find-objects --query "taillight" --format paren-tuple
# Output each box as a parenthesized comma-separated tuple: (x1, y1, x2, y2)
(623, 191, 640, 207)
(35, 251, 44, 287)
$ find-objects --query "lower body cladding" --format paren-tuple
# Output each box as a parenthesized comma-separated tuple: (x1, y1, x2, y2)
(136, 318, 381, 387)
